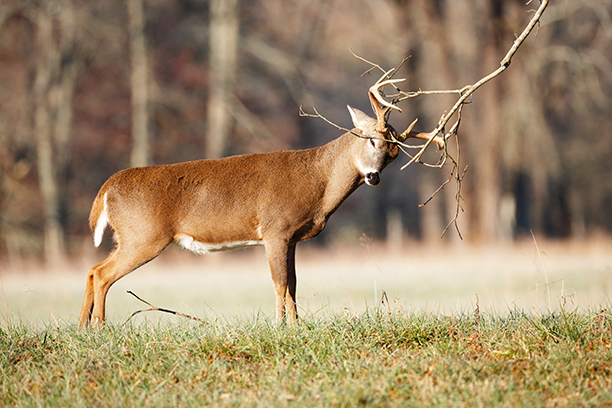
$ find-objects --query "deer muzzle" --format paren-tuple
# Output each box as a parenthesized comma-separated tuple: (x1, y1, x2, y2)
(365, 172, 380, 186)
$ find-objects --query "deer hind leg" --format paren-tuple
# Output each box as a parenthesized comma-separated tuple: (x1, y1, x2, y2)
(265, 240, 298, 324)
(79, 256, 111, 328)
(80, 240, 170, 328)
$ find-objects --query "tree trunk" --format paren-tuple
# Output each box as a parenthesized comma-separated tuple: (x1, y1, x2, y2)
(55, 0, 77, 176)
(206, 0, 239, 159)
(409, 0, 456, 242)
(53, 0, 77, 255)
(33, 8, 64, 265)
(127, 0, 150, 168)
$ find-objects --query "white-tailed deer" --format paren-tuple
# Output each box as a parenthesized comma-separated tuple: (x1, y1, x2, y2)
(79, 73, 443, 327)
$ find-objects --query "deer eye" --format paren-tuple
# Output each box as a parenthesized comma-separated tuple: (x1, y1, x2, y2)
(369, 138, 376, 147)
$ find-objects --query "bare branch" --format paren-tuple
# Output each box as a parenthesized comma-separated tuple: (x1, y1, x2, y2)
(394, 0, 550, 171)
(440, 165, 468, 240)
(305, 1, 549, 240)
(398, 1, 547, 238)
(419, 170, 454, 208)
(299, 105, 353, 134)
(397, 86, 470, 101)
(299, 105, 388, 142)
(349, 49, 388, 76)
(122, 291, 210, 326)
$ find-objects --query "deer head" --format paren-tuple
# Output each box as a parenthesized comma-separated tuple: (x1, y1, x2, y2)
(346, 74, 407, 186)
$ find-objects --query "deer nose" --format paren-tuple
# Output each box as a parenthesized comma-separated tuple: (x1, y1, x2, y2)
(365, 172, 380, 186)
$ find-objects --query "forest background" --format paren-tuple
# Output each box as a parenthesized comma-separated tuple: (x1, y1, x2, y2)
(0, 0, 610, 266)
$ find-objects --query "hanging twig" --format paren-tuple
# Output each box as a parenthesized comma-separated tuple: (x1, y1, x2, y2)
(440, 164, 468, 239)
(121, 291, 210, 327)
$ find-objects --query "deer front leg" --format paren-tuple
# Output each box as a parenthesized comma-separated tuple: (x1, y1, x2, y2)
(265, 240, 298, 324)
(285, 244, 297, 322)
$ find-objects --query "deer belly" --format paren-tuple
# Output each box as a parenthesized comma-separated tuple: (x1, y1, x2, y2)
(173, 233, 263, 255)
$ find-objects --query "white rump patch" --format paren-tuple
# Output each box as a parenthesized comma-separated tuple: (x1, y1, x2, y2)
(173, 233, 263, 255)
(93, 193, 109, 247)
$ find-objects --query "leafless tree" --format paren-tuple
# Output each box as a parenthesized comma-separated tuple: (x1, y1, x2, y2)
(206, 0, 239, 159)
(128, 0, 150, 168)
(30, 0, 79, 265)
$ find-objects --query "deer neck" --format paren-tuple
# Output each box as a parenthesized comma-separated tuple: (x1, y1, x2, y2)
(316, 133, 364, 214)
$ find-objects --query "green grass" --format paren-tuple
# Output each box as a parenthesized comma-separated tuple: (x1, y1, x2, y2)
(1, 308, 612, 407)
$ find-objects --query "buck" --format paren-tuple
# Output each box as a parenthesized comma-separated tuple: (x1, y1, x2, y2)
(78, 74, 442, 327)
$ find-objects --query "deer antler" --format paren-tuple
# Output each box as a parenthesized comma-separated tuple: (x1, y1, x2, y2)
(366, 70, 443, 149)
(401, 118, 445, 150)
(368, 70, 405, 131)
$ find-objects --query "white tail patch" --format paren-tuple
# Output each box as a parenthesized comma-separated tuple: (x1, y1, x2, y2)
(93, 193, 109, 247)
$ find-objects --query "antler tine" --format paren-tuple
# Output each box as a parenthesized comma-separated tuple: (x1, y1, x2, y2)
(376, 78, 406, 88)
(404, 118, 418, 135)
(368, 70, 405, 132)
(369, 81, 405, 111)
(406, 130, 445, 150)
(368, 72, 405, 113)
(372, 68, 399, 86)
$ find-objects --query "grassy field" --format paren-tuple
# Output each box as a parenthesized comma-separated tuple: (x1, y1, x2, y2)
(1, 240, 612, 406)
(1, 309, 612, 407)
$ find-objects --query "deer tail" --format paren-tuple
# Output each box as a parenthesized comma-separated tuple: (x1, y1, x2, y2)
(90, 191, 109, 248)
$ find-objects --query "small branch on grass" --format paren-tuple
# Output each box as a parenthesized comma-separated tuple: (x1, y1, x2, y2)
(122, 291, 210, 327)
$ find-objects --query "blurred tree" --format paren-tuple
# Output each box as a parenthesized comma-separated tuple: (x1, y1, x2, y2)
(32, 6, 61, 264)
(128, 0, 150, 167)
(0, 2, 35, 264)
(30, 0, 78, 265)
(206, 0, 238, 159)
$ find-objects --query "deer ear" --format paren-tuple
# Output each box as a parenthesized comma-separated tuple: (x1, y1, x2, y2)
(347, 105, 374, 133)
